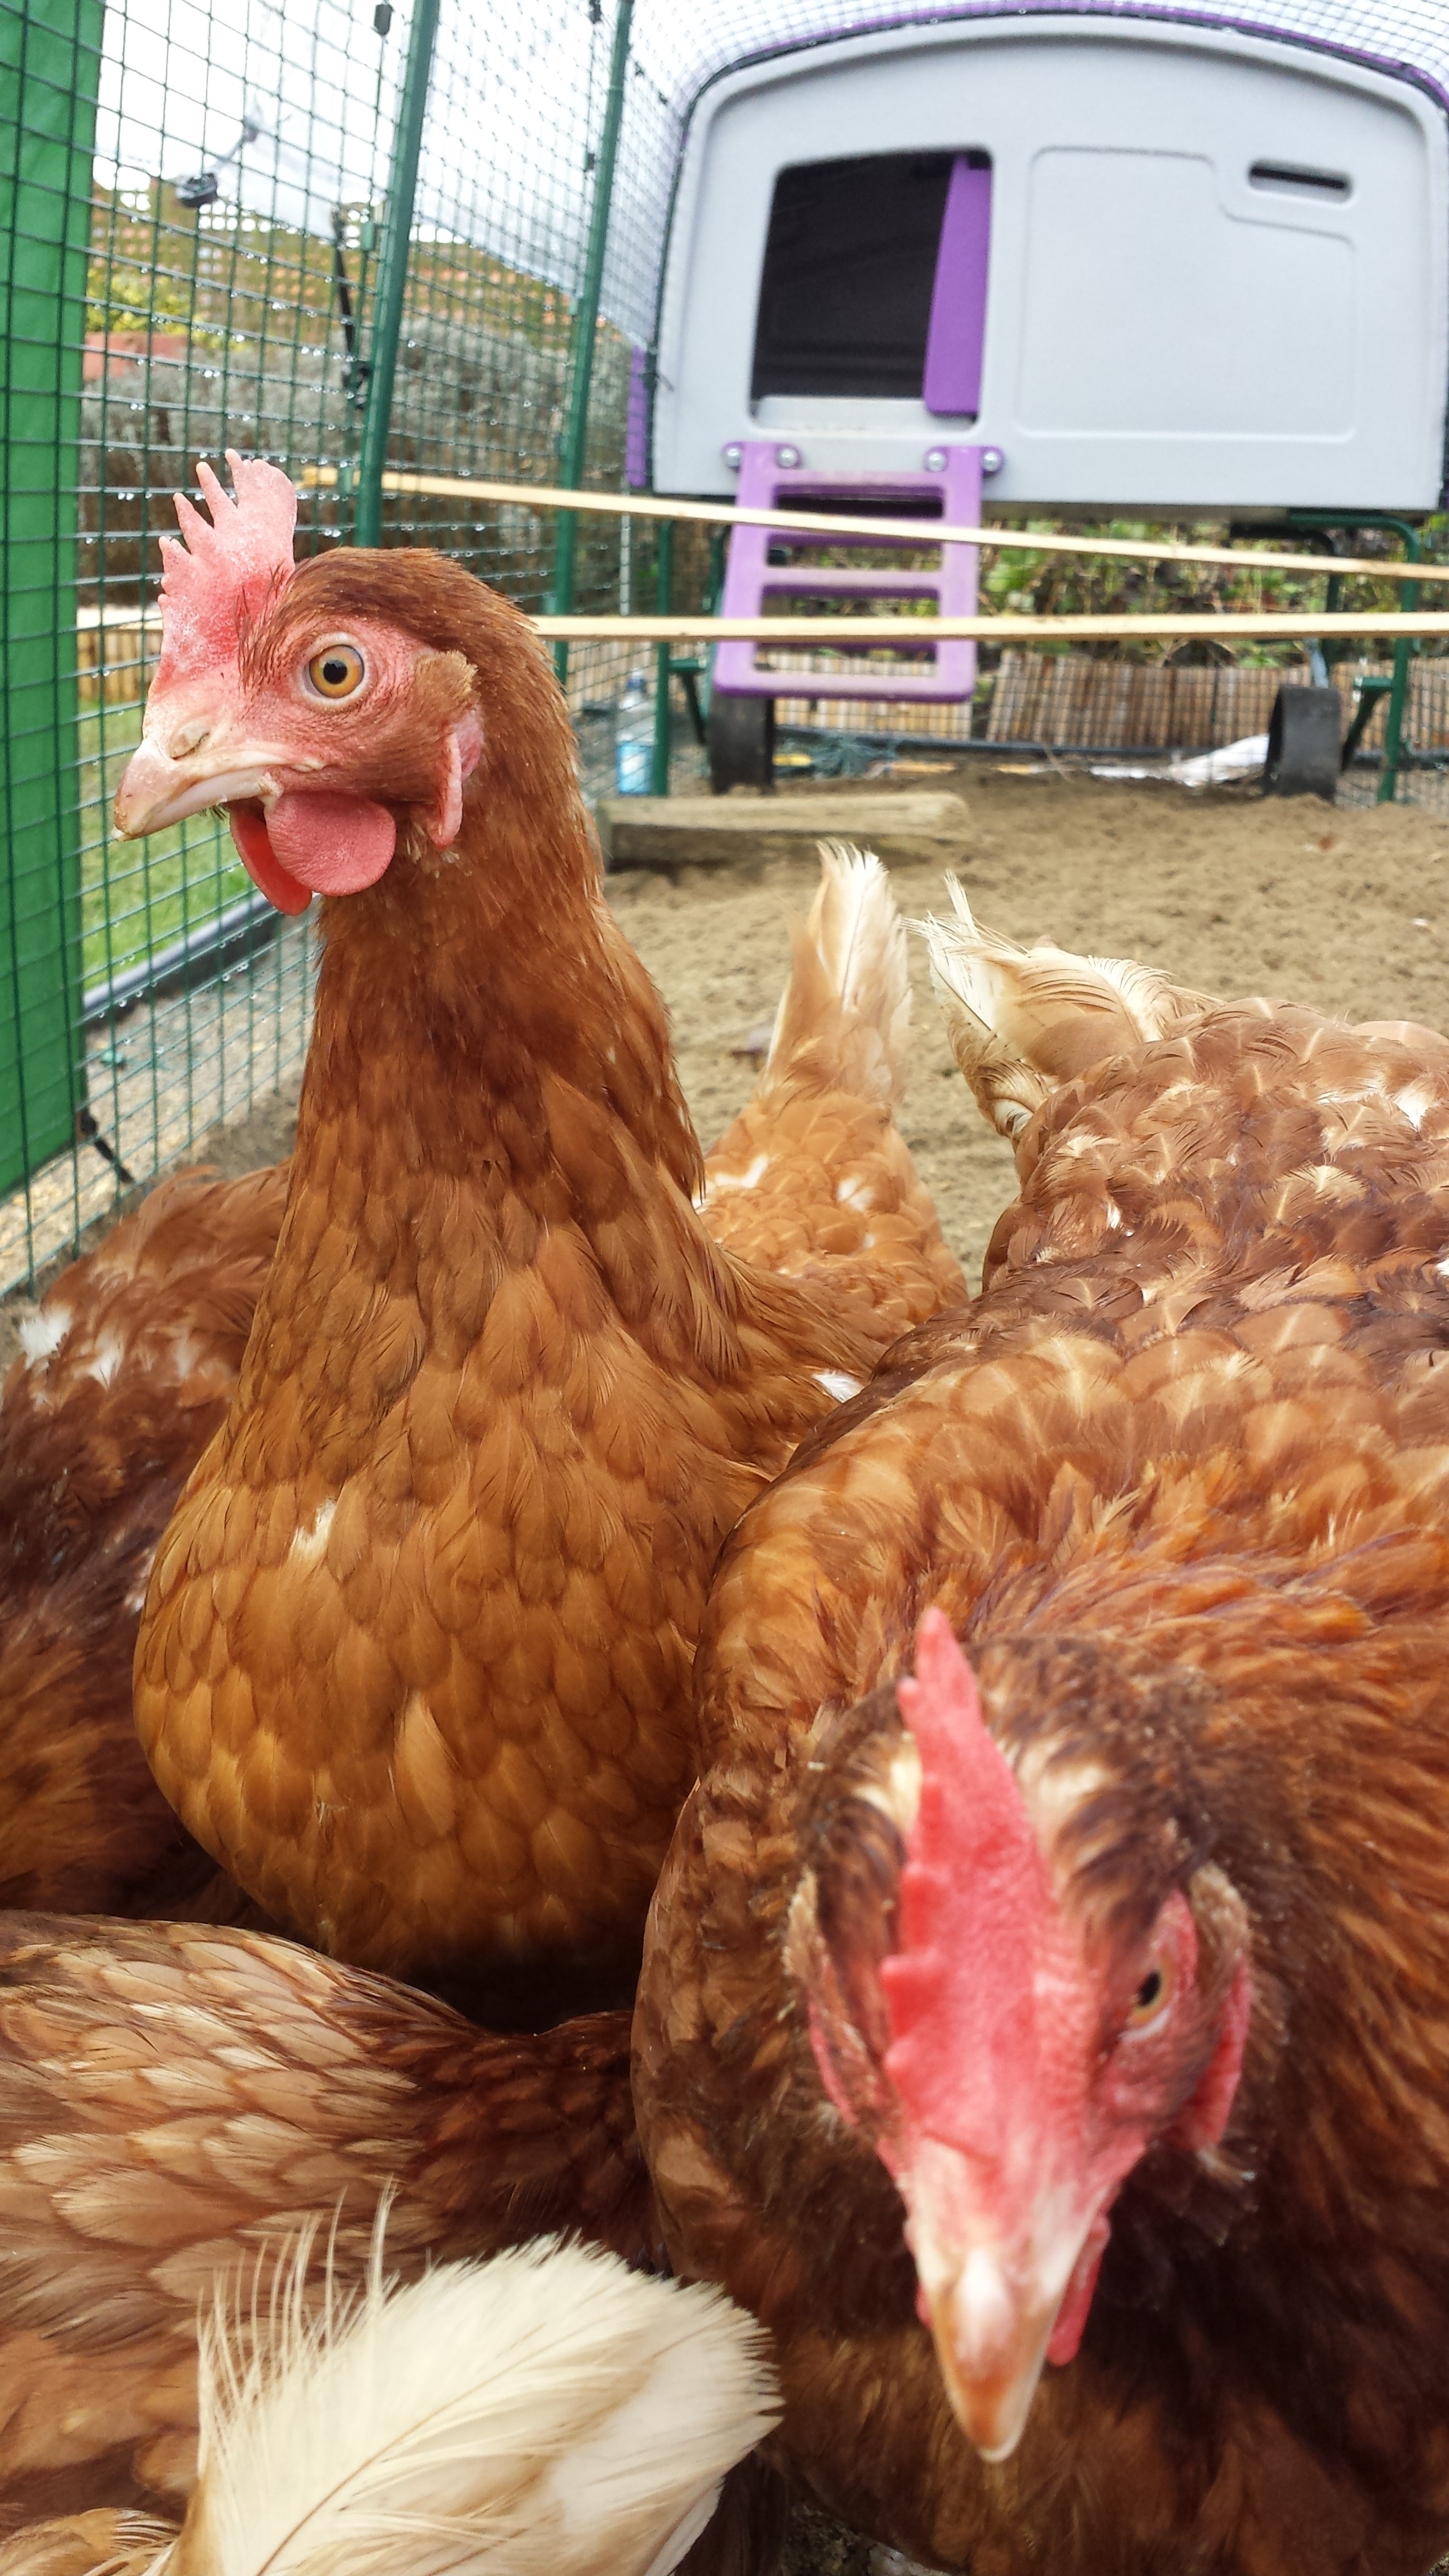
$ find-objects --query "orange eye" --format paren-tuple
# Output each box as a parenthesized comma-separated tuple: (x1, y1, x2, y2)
(305, 642, 366, 701)
(1126, 1959, 1173, 2028)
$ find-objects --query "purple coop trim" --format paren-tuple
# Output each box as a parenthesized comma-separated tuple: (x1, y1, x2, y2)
(626, 345, 651, 489)
(924, 155, 992, 417)
(713, 439, 983, 702)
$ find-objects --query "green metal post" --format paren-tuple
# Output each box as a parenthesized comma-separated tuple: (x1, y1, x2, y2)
(551, 0, 634, 684)
(354, 0, 442, 548)
(0, 0, 102, 1194)
(1378, 527, 1421, 807)
(651, 518, 673, 797)
(1288, 513, 1430, 805)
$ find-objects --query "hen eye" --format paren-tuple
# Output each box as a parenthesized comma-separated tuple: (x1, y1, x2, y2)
(1126, 1961, 1172, 2027)
(305, 642, 366, 701)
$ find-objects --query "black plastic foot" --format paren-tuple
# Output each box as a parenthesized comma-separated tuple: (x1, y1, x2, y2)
(1264, 685, 1341, 800)
(708, 693, 776, 794)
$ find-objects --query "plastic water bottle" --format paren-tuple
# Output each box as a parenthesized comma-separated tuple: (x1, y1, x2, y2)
(614, 669, 653, 794)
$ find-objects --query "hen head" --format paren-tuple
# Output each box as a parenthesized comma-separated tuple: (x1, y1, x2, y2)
(794, 1612, 1252, 2466)
(114, 454, 486, 914)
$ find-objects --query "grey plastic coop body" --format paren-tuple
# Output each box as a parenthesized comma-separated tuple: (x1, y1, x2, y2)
(646, 7, 1449, 515)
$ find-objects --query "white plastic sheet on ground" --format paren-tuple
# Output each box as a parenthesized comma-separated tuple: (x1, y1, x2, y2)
(1089, 733, 1271, 787)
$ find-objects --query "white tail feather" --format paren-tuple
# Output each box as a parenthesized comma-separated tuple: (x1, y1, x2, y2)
(763, 842, 911, 1105)
(154, 2233, 777, 2576)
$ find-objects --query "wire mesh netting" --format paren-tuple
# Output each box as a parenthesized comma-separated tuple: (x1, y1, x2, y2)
(2, 0, 1449, 1288)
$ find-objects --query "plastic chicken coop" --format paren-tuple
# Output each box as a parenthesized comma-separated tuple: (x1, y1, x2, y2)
(650, 9, 1449, 781)
(2, 0, 1448, 1285)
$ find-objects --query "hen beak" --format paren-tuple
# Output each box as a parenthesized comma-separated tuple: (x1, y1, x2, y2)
(909, 2185, 1108, 2466)
(113, 727, 290, 839)
(922, 2248, 1066, 2462)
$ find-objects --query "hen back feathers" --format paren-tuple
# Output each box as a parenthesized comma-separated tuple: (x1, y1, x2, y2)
(702, 846, 963, 1332)
(0, 1914, 649, 2529)
(0, 1164, 286, 1919)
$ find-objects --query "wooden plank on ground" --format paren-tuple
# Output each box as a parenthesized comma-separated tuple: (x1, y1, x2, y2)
(597, 790, 972, 872)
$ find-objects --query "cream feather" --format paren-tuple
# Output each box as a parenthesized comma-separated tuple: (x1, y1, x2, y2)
(115, 2234, 780, 2576)
(921, 879, 1218, 1142)
(764, 842, 912, 1105)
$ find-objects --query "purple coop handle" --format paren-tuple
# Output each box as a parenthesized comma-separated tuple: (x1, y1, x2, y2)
(924, 155, 992, 418)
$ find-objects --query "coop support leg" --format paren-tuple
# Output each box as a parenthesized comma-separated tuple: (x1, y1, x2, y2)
(1378, 642, 1413, 804)
(1264, 686, 1341, 801)
(708, 696, 776, 794)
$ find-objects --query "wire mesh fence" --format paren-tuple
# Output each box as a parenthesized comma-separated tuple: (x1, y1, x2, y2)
(4, 0, 1449, 1289)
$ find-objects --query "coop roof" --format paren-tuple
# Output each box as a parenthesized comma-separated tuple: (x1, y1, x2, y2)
(592, 0, 1449, 344)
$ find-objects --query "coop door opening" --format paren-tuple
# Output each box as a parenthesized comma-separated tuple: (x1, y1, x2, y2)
(751, 150, 990, 409)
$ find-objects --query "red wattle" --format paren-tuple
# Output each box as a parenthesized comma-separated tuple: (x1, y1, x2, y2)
(229, 803, 312, 916)
(268, 790, 396, 893)
(1045, 2217, 1110, 2366)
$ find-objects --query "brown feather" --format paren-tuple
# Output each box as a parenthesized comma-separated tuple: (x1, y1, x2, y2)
(0, 1166, 286, 1919)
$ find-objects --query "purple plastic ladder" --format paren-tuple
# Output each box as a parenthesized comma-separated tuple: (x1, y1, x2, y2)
(713, 441, 983, 703)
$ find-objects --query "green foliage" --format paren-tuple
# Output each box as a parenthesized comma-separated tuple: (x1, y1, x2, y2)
(86, 183, 344, 353)
(979, 514, 1449, 666)
(85, 180, 588, 363)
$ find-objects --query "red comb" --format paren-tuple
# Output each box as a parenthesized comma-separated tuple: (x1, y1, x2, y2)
(882, 1610, 1052, 2145)
(152, 451, 298, 689)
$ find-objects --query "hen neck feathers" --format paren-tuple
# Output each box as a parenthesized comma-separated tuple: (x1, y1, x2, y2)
(299, 793, 702, 1201)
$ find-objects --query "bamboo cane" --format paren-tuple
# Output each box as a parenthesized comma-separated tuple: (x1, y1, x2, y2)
(300, 464, 1449, 592)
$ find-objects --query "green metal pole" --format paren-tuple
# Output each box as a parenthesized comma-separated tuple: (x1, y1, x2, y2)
(0, 0, 103, 1198)
(651, 519, 673, 796)
(1378, 527, 1422, 807)
(354, 0, 442, 548)
(552, 0, 634, 684)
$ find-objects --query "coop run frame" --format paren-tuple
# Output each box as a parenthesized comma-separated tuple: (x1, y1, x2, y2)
(3, 0, 1449, 1289)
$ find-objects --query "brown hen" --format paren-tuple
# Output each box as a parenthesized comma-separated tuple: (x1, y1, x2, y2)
(635, 917, 1449, 2576)
(0, 1164, 285, 1919)
(113, 459, 960, 2019)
